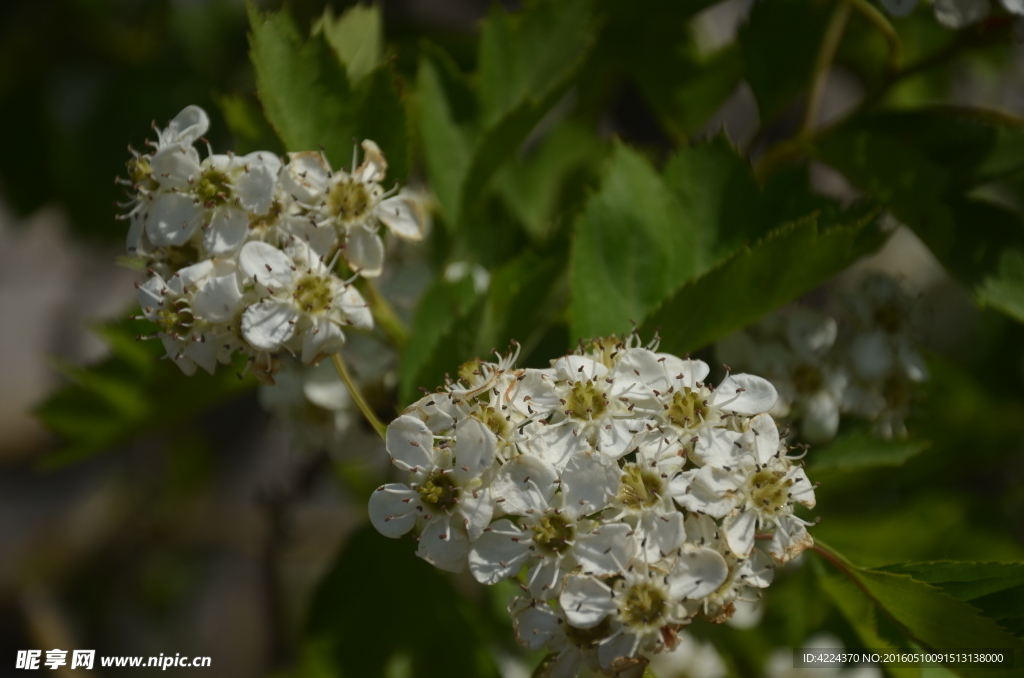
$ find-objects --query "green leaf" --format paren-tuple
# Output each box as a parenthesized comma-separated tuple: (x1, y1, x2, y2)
(414, 53, 475, 228)
(308, 525, 499, 678)
(570, 142, 706, 340)
(816, 571, 920, 678)
(312, 3, 382, 85)
(808, 427, 931, 472)
(248, 5, 407, 179)
(477, 0, 593, 127)
(493, 122, 606, 242)
(213, 91, 284, 156)
(398, 275, 481, 404)
(641, 210, 886, 355)
(879, 562, 1024, 638)
(814, 543, 1024, 677)
(35, 317, 255, 468)
(415, 0, 595, 230)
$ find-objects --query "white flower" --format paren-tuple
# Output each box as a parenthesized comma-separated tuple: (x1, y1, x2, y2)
(468, 450, 631, 598)
(135, 259, 244, 375)
(280, 143, 426, 277)
(932, 0, 991, 27)
(368, 415, 497, 572)
(238, 240, 371, 363)
(509, 597, 604, 678)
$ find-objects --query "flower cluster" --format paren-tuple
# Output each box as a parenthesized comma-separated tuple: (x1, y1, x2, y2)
(117, 105, 425, 382)
(369, 335, 817, 677)
(717, 273, 928, 443)
(879, 0, 1024, 32)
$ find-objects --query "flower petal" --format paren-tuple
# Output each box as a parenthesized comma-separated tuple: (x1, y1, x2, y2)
(458, 487, 494, 541)
(561, 450, 620, 518)
(384, 414, 436, 471)
(367, 483, 420, 537)
(467, 522, 530, 584)
(713, 374, 778, 415)
(233, 151, 281, 214)
(192, 273, 243, 323)
(490, 454, 559, 515)
(668, 547, 729, 600)
(146, 192, 203, 246)
(238, 241, 295, 289)
(575, 523, 635, 575)
(452, 417, 497, 483)
(724, 509, 756, 558)
(377, 194, 426, 241)
(301, 315, 346, 364)
(344, 227, 385, 278)
(240, 299, 298, 351)
(560, 575, 615, 629)
(204, 207, 249, 256)
(417, 517, 468, 573)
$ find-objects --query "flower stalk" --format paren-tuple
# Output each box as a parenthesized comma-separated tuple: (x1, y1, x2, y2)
(332, 353, 386, 440)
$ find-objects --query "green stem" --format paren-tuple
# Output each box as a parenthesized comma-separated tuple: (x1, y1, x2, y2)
(332, 353, 386, 440)
(803, 0, 853, 137)
(844, 0, 902, 73)
(360, 279, 409, 348)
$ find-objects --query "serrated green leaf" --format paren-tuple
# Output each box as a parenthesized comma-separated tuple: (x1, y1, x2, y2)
(570, 142, 705, 340)
(35, 316, 255, 468)
(248, 4, 407, 178)
(878, 562, 1024, 638)
(641, 210, 886, 355)
(808, 427, 931, 472)
(477, 0, 593, 127)
(313, 3, 382, 85)
(814, 543, 1024, 677)
(816, 571, 920, 678)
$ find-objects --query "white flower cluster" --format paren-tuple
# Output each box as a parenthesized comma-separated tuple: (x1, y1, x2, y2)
(879, 0, 1024, 32)
(117, 105, 425, 382)
(717, 273, 928, 443)
(369, 336, 817, 678)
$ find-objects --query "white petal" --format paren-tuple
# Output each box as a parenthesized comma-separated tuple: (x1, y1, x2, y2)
(768, 518, 814, 563)
(240, 300, 297, 351)
(238, 241, 295, 289)
(146, 192, 203, 246)
(281, 152, 330, 203)
(403, 392, 462, 434)
(334, 284, 373, 330)
(138, 274, 169, 315)
(724, 509, 756, 558)
(527, 557, 571, 600)
(668, 547, 729, 600)
(356, 139, 387, 183)
(233, 152, 281, 214)
(673, 466, 738, 519)
(597, 419, 643, 459)
(666, 357, 710, 390)
(598, 631, 640, 672)
(301, 315, 346, 363)
(933, 0, 990, 27)
(161, 105, 210, 146)
(468, 523, 530, 584)
(510, 598, 561, 651)
(126, 214, 145, 253)
(458, 487, 494, 541)
(690, 428, 744, 468)
(552, 356, 607, 381)
(523, 423, 587, 471)
(150, 145, 201, 189)
(748, 412, 781, 466)
(713, 374, 778, 415)
(344, 227, 384, 278)
(638, 511, 686, 559)
(511, 369, 561, 416)
(561, 451, 620, 518)
(742, 548, 776, 589)
(176, 259, 215, 289)
(417, 517, 469, 573)
(490, 454, 558, 515)
(385, 415, 436, 471)
(560, 575, 615, 629)
(788, 467, 816, 508)
(184, 339, 218, 374)
(452, 417, 497, 483)
(192, 273, 243, 323)
(204, 207, 249, 256)
(575, 523, 635, 575)
(368, 484, 420, 537)
(377, 194, 426, 241)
